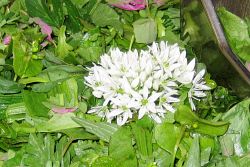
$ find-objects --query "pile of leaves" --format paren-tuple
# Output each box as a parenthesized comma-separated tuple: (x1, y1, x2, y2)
(0, 0, 249, 166)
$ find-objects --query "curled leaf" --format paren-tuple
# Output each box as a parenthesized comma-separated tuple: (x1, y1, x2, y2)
(52, 107, 77, 114)
(107, 0, 146, 10)
(34, 18, 53, 41)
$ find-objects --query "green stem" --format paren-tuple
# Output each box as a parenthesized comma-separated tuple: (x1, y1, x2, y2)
(129, 35, 135, 50)
(146, 0, 152, 18)
(62, 138, 73, 157)
(171, 125, 186, 167)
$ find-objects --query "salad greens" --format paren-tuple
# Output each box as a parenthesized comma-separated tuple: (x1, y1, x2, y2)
(0, 0, 249, 167)
(217, 7, 250, 64)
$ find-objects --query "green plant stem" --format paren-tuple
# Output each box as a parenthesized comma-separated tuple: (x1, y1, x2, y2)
(62, 138, 73, 157)
(171, 125, 186, 167)
(129, 35, 135, 50)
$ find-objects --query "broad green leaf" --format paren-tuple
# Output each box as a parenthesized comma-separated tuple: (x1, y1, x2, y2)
(12, 35, 29, 77)
(64, 0, 82, 33)
(23, 90, 49, 117)
(0, 77, 23, 94)
(154, 148, 172, 167)
(60, 128, 97, 140)
(0, 94, 23, 105)
(184, 136, 200, 167)
(154, 122, 181, 154)
(18, 77, 49, 85)
(13, 35, 43, 77)
(217, 7, 250, 61)
(72, 117, 118, 142)
(133, 18, 157, 44)
(109, 126, 137, 167)
(91, 3, 122, 31)
(55, 26, 73, 58)
(5, 102, 27, 123)
(36, 113, 81, 132)
(174, 105, 229, 136)
(220, 99, 250, 155)
(25, 0, 64, 27)
(48, 78, 78, 108)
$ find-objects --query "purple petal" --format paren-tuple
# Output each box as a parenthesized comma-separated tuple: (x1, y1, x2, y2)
(110, 0, 146, 10)
(34, 18, 53, 42)
(3, 35, 11, 45)
(52, 107, 77, 114)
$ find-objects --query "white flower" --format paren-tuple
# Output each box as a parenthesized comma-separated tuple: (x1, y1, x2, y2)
(85, 41, 211, 125)
(188, 69, 211, 110)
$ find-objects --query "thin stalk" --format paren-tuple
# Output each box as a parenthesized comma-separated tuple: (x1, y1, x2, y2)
(171, 125, 186, 167)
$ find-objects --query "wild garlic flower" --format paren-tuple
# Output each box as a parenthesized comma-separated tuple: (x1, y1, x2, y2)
(85, 41, 210, 125)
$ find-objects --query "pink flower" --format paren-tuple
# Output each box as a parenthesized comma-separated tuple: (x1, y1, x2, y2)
(3, 35, 11, 45)
(34, 18, 53, 42)
(108, 0, 146, 10)
(52, 107, 77, 114)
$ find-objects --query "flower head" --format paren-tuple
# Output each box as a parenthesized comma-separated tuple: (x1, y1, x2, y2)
(85, 41, 210, 125)
(3, 35, 11, 45)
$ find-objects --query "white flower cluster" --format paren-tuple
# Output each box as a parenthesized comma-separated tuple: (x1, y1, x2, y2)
(85, 42, 210, 125)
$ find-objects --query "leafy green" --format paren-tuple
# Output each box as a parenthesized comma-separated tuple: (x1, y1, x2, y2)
(133, 18, 157, 44)
(220, 98, 250, 156)
(55, 26, 73, 58)
(91, 3, 122, 32)
(25, 0, 64, 27)
(184, 136, 200, 167)
(72, 117, 118, 142)
(109, 126, 137, 167)
(217, 7, 250, 62)
(0, 78, 23, 94)
(23, 90, 49, 117)
(174, 105, 229, 136)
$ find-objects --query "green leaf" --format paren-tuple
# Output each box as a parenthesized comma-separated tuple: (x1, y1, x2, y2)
(60, 128, 97, 140)
(0, 77, 23, 94)
(220, 99, 250, 155)
(131, 117, 153, 157)
(23, 90, 49, 117)
(154, 122, 181, 154)
(217, 7, 250, 61)
(55, 26, 73, 58)
(184, 136, 200, 167)
(174, 105, 229, 136)
(36, 113, 81, 132)
(91, 3, 122, 31)
(72, 117, 118, 142)
(18, 77, 49, 85)
(64, 0, 82, 33)
(5, 102, 27, 123)
(133, 18, 157, 44)
(25, 0, 64, 27)
(12, 35, 29, 77)
(48, 78, 78, 108)
(13, 35, 43, 77)
(109, 126, 137, 167)
(154, 148, 172, 167)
